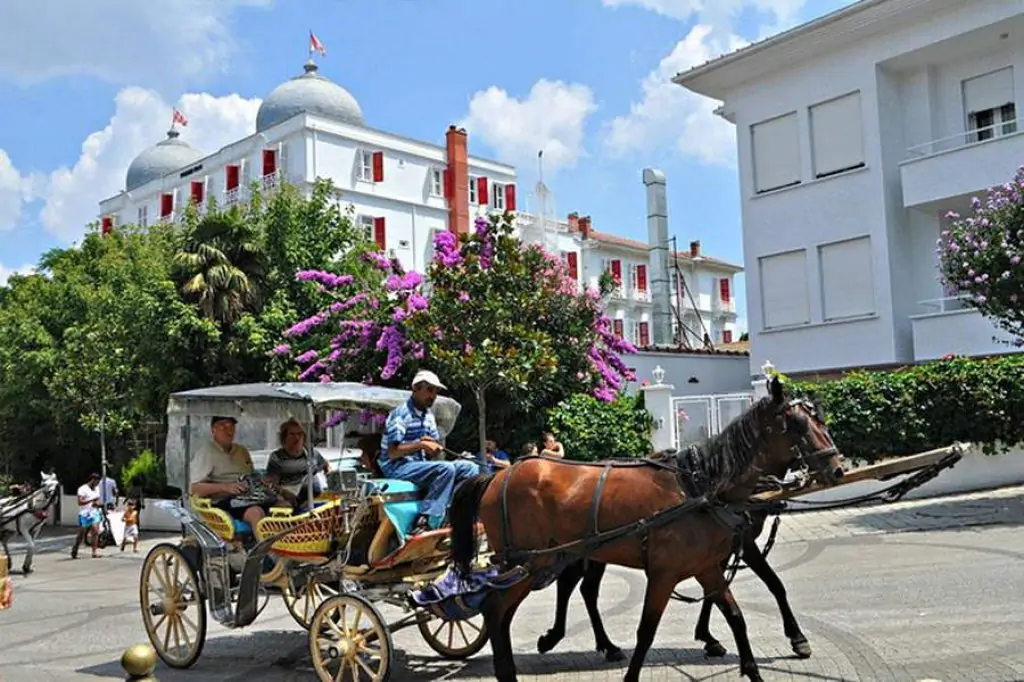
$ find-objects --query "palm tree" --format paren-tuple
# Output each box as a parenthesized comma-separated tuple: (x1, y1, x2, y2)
(172, 210, 267, 326)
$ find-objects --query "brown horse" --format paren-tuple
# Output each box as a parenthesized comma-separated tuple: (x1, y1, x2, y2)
(449, 377, 844, 682)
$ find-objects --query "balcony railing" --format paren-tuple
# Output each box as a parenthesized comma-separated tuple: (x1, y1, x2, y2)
(915, 295, 975, 315)
(224, 187, 241, 205)
(906, 117, 1022, 158)
(633, 288, 651, 303)
(262, 173, 278, 191)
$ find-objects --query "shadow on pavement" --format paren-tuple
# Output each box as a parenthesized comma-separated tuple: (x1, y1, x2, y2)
(842, 491, 1024, 534)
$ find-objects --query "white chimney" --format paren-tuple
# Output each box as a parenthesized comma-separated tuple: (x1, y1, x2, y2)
(643, 168, 673, 346)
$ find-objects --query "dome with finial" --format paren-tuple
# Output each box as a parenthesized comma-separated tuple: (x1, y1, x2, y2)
(125, 129, 205, 192)
(255, 60, 365, 133)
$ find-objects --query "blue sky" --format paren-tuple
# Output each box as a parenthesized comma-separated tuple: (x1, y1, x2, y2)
(0, 0, 857, 331)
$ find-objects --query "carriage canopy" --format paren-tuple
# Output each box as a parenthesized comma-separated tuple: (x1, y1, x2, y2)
(163, 382, 463, 490)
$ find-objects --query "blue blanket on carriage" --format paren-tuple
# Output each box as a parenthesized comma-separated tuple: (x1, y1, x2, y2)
(408, 565, 530, 621)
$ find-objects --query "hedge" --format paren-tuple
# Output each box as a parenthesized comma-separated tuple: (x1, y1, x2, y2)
(787, 353, 1024, 462)
(545, 392, 654, 462)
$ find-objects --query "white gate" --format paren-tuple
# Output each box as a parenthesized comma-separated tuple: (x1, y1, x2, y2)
(672, 392, 755, 449)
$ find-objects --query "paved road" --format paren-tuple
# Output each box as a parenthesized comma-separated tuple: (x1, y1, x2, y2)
(4, 486, 1024, 681)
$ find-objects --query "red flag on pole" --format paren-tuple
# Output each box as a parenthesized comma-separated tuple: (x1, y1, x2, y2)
(309, 31, 327, 57)
(172, 108, 189, 127)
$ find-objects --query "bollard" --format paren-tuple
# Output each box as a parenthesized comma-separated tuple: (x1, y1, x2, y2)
(120, 643, 158, 681)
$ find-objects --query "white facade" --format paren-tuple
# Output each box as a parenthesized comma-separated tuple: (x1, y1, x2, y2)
(674, 0, 1024, 376)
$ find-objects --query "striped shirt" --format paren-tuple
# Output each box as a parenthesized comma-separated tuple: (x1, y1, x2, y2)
(266, 448, 328, 487)
(379, 397, 439, 468)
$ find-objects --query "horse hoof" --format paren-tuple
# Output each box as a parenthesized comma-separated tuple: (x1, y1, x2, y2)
(603, 647, 626, 663)
(537, 633, 558, 654)
(703, 641, 727, 658)
(791, 636, 812, 658)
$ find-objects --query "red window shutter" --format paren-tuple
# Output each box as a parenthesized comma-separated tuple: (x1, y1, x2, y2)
(226, 165, 240, 190)
(477, 177, 489, 205)
(262, 149, 276, 176)
(613, 319, 624, 338)
(636, 264, 648, 291)
(160, 193, 174, 217)
(566, 252, 579, 280)
(610, 259, 622, 282)
(639, 322, 650, 347)
(372, 152, 384, 182)
(443, 169, 453, 199)
(373, 217, 386, 250)
(505, 183, 517, 211)
(190, 181, 204, 205)
(101, 216, 113, 235)
(723, 330, 734, 344)
(719, 278, 730, 303)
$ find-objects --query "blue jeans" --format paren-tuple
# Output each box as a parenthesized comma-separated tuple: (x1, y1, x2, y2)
(381, 458, 480, 524)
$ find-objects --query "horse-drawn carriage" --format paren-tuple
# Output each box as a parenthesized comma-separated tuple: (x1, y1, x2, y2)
(140, 382, 491, 681)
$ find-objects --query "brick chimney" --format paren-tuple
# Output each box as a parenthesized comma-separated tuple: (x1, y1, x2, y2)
(689, 240, 700, 257)
(579, 215, 592, 238)
(567, 212, 580, 232)
(445, 126, 470, 236)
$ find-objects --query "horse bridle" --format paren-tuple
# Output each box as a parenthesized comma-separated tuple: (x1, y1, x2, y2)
(772, 397, 843, 477)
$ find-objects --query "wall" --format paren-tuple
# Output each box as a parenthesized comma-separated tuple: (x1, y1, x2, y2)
(623, 351, 751, 396)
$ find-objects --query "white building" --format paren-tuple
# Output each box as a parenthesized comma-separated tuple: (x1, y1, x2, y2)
(674, 0, 1023, 377)
(98, 58, 742, 347)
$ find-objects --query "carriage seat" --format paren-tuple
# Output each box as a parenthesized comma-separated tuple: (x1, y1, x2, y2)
(367, 478, 424, 544)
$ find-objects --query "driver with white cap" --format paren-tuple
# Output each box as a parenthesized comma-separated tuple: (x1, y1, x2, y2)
(378, 369, 480, 535)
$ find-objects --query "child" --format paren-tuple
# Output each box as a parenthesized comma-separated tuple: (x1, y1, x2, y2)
(121, 500, 140, 553)
(521, 442, 538, 458)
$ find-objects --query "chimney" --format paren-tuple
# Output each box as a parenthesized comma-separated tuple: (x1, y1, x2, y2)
(643, 168, 672, 347)
(578, 215, 591, 238)
(445, 125, 470, 236)
(690, 240, 700, 258)
(567, 212, 580, 232)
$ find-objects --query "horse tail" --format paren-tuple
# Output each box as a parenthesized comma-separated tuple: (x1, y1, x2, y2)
(449, 472, 496, 577)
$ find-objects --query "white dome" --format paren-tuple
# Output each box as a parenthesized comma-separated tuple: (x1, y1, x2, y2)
(256, 61, 365, 133)
(125, 130, 205, 192)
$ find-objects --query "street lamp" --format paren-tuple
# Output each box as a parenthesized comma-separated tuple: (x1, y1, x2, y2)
(652, 365, 666, 385)
(761, 360, 775, 378)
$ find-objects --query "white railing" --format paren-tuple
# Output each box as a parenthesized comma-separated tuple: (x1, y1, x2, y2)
(916, 295, 976, 315)
(224, 187, 240, 205)
(633, 289, 651, 302)
(672, 392, 755, 449)
(262, 173, 278, 191)
(905, 117, 1022, 158)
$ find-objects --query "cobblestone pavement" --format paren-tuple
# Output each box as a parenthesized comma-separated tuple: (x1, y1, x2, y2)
(4, 486, 1024, 681)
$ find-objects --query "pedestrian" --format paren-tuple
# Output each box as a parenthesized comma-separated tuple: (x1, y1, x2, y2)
(99, 474, 119, 511)
(120, 499, 140, 553)
(71, 473, 103, 559)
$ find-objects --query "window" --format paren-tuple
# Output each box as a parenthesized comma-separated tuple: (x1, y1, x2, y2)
(809, 91, 865, 178)
(751, 112, 800, 193)
(635, 264, 648, 292)
(137, 205, 148, 228)
(468, 175, 478, 204)
(758, 249, 810, 329)
(818, 236, 875, 321)
(612, 319, 624, 338)
(638, 322, 650, 347)
(492, 183, 505, 210)
(429, 168, 443, 196)
(358, 151, 373, 181)
(723, 330, 733, 344)
(963, 67, 1017, 142)
(357, 215, 375, 242)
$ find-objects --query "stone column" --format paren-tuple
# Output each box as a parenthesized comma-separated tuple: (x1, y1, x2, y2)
(640, 365, 676, 453)
(752, 359, 775, 400)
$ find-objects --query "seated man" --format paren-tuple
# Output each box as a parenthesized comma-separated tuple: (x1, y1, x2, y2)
(264, 418, 329, 511)
(379, 370, 479, 535)
(189, 416, 273, 532)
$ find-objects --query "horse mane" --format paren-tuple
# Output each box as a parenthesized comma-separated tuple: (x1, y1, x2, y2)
(686, 395, 773, 495)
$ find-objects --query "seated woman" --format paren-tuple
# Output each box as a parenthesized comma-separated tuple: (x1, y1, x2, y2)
(264, 419, 329, 512)
(539, 431, 565, 458)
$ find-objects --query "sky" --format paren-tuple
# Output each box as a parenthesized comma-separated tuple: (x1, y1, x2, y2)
(0, 0, 858, 332)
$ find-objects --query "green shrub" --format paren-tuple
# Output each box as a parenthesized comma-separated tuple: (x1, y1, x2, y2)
(545, 392, 654, 462)
(120, 449, 168, 497)
(788, 354, 1024, 462)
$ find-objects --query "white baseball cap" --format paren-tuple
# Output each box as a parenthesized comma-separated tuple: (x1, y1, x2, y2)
(411, 369, 446, 390)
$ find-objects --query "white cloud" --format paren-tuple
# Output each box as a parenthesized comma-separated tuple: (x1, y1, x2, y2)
(29, 88, 261, 243)
(0, 151, 26, 232)
(601, 0, 810, 166)
(458, 79, 598, 175)
(0, 263, 35, 286)
(0, 0, 272, 91)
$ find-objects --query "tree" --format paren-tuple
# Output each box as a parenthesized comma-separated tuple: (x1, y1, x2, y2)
(278, 213, 637, 459)
(937, 165, 1024, 346)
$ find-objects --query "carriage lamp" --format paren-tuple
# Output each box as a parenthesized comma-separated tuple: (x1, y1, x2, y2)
(120, 643, 157, 680)
(651, 365, 666, 385)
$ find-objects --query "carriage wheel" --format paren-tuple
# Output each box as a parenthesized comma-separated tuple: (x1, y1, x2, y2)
(418, 612, 489, 660)
(139, 543, 207, 669)
(282, 576, 340, 630)
(309, 594, 392, 682)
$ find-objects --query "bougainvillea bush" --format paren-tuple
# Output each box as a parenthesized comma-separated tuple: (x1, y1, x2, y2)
(276, 212, 637, 457)
(937, 165, 1024, 346)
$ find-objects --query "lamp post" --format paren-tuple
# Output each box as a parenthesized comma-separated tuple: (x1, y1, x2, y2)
(652, 365, 666, 385)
